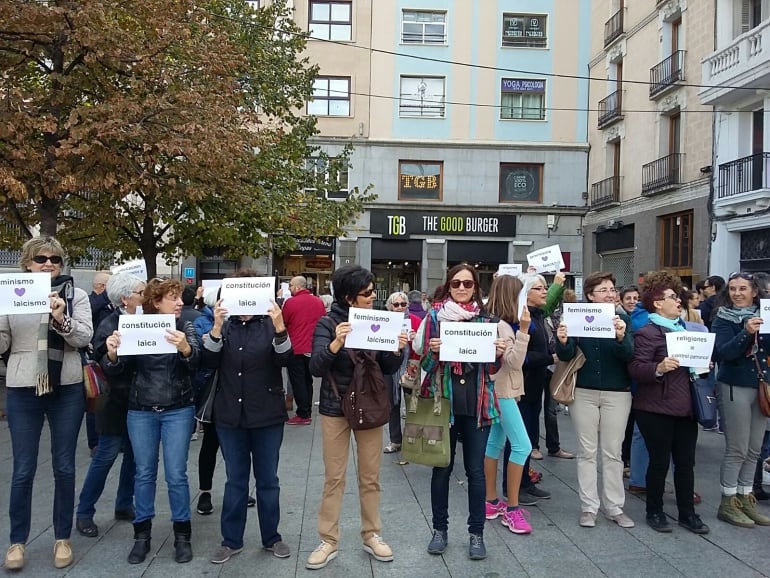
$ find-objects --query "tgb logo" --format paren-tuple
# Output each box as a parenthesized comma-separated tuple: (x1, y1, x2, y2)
(386, 215, 407, 236)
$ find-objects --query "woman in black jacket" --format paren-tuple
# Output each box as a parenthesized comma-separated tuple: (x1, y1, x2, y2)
(202, 273, 293, 564)
(104, 278, 200, 565)
(306, 265, 405, 570)
(76, 273, 145, 538)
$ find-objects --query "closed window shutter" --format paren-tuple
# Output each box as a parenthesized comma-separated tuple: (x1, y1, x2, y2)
(741, 0, 752, 34)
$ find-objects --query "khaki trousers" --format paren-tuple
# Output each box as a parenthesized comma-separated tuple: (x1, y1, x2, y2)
(570, 388, 632, 515)
(317, 415, 383, 545)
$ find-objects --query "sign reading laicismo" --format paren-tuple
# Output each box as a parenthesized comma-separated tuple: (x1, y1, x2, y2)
(370, 210, 516, 238)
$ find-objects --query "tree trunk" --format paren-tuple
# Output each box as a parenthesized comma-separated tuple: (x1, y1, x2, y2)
(140, 215, 158, 279)
(38, 195, 60, 238)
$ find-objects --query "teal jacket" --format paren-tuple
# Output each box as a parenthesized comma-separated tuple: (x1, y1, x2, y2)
(555, 311, 633, 391)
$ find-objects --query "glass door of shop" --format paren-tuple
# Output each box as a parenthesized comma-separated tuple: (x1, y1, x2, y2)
(371, 262, 420, 310)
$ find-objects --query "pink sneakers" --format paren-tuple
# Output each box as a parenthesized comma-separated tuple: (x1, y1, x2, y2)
(485, 500, 507, 520)
(501, 508, 532, 534)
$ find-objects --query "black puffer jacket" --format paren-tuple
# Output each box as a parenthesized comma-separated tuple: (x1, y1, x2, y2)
(310, 303, 403, 417)
(103, 318, 200, 409)
(522, 306, 554, 399)
(93, 309, 132, 436)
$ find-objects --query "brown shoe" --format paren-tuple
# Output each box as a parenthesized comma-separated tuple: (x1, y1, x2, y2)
(548, 449, 575, 459)
(4, 544, 25, 570)
(628, 485, 647, 494)
(54, 539, 73, 569)
(530, 449, 544, 460)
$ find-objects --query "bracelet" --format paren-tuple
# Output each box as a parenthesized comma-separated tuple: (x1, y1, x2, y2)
(52, 315, 72, 334)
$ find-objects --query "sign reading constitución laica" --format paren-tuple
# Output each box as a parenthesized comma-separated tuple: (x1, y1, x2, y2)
(370, 210, 516, 239)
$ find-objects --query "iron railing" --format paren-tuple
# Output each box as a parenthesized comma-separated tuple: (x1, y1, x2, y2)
(590, 176, 620, 209)
(642, 153, 683, 195)
(650, 51, 686, 97)
(598, 90, 622, 128)
(718, 152, 770, 198)
(604, 10, 624, 46)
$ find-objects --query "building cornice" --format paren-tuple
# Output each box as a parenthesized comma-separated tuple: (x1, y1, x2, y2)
(309, 136, 590, 152)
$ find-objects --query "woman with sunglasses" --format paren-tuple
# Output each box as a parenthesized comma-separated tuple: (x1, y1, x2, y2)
(413, 264, 507, 560)
(555, 272, 634, 529)
(103, 278, 201, 564)
(383, 291, 420, 454)
(307, 265, 407, 570)
(712, 272, 770, 528)
(1, 237, 93, 571)
(629, 271, 708, 534)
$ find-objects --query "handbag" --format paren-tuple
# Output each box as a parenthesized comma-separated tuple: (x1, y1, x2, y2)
(401, 391, 451, 468)
(80, 349, 108, 399)
(549, 347, 586, 405)
(690, 374, 717, 428)
(399, 358, 421, 390)
(752, 353, 770, 418)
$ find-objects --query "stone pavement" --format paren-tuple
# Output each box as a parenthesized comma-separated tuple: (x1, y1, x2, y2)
(0, 392, 769, 578)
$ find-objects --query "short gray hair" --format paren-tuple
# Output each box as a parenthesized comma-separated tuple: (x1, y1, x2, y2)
(106, 273, 145, 307)
(385, 291, 408, 311)
(19, 236, 67, 270)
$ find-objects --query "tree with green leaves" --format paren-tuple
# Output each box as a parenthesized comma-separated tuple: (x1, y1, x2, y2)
(0, 0, 373, 276)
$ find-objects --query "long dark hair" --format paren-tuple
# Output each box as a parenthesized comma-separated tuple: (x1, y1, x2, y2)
(433, 264, 484, 311)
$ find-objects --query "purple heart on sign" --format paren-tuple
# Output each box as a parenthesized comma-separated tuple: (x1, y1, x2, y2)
(585, 315, 595, 323)
(371, 324, 380, 332)
(541, 255, 549, 261)
(14, 288, 25, 297)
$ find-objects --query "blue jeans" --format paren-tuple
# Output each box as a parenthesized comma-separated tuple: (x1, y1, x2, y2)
(217, 424, 284, 549)
(629, 423, 650, 488)
(127, 406, 194, 523)
(431, 415, 489, 535)
(76, 433, 135, 519)
(7, 384, 85, 543)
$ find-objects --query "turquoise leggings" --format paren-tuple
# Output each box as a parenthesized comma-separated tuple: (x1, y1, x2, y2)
(485, 397, 531, 465)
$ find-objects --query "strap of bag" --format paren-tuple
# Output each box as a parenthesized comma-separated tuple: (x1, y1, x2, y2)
(752, 351, 765, 381)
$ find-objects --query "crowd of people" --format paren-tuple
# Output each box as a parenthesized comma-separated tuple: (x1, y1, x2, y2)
(2, 235, 770, 571)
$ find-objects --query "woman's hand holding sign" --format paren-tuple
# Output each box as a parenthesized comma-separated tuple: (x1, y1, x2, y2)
(106, 330, 122, 362)
(329, 322, 352, 354)
(166, 328, 192, 357)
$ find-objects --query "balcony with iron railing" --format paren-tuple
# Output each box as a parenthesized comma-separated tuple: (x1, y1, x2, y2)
(642, 153, 683, 195)
(598, 90, 622, 129)
(714, 152, 770, 215)
(700, 19, 770, 104)
(604, 9, 624, 47)
(590, 176, 621, 210)
(650, 51, 685, 98)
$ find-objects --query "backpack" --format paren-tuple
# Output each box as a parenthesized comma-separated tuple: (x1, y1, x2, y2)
(328, 349, 390, 430)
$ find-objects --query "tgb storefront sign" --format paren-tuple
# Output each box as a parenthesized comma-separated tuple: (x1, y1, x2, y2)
(370, 210, 516, 239)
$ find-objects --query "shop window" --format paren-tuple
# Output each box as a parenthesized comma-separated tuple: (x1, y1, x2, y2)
(309, 1, 352, 41)
(660, 210, 692, 268)
(399, 76, 446, 118)
(502, 13, 548, 48)
(307, 76, 350, 117)
(304, 157, 349, 199)
(499, 163, 543, 203)
(398, 160, 443, 201)
(402, 10, 447, 44)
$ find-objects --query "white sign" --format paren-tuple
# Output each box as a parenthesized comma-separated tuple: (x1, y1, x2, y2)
(497, 263, 523, 277)
(0, 273, 52, 315)
(110, 259, 148, 281)
(219, 277, 275, 316)
(561, 303, 616, 339)
(280, 282, 292, 300)
(665, 332, 716, 368)
(401, 316, 412, 335)
(439, 321, 497, 363)
(526, 244, 565, 274)
(760, 299, 770, 333)
(201, 279, 222, 295)
(117, 314, 177, 356)
(344, 307, 404, 352)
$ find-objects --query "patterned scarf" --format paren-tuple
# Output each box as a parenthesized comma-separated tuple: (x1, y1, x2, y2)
(35, 275, 74, 396)
(415, 300, 500, 427)
(715, 305, 759, 325)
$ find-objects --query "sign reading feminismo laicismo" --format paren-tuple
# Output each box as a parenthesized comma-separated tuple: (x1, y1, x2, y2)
(370, 210, 516, 239)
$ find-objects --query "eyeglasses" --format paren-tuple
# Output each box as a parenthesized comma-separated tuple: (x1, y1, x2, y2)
(729, 272, 754, 281)
(593, 288, 617, 295)
(392, 302, 407, 308)
(529, 286, 548, 292)
(357, 288, 375, 298)
(661, 293, 681, 302)
(132, 291, 144, 296)
(32, 255, 63, 265)
(449, 279, 475, 289)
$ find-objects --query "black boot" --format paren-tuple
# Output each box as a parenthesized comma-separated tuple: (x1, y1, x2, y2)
(173, 521, 193, 563)
(128, 519, 152, 564)
(755, 460, 770, 500)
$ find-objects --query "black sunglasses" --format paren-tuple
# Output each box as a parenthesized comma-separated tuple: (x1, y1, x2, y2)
(32, 255, 63, 265)
(392, 302, 407, 307)
(357, 288, 375, 298)
(449, 279, 475, 289)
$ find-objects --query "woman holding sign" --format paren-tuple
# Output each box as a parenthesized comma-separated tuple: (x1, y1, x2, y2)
(555, 272, 634, 529)
(1, 237, 93, 571)
(103, 277, 201, 564)
(712, 272, 770, 528)
(629, 272, 708, 534)
(414, 264, 507, 561)
(307, 265, 406, 570)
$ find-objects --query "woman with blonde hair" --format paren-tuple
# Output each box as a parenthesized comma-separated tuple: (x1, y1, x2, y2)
(483, 274, 533, 534)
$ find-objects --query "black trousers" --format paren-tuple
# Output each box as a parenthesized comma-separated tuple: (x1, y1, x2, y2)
(634, 409, 698, 518)
(287, 354, 313, 419)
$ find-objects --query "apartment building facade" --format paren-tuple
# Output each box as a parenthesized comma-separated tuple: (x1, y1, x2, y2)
(585, 0, 714, 288)
(700, 0, 770, 275)
(290, 0, 592, 302)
